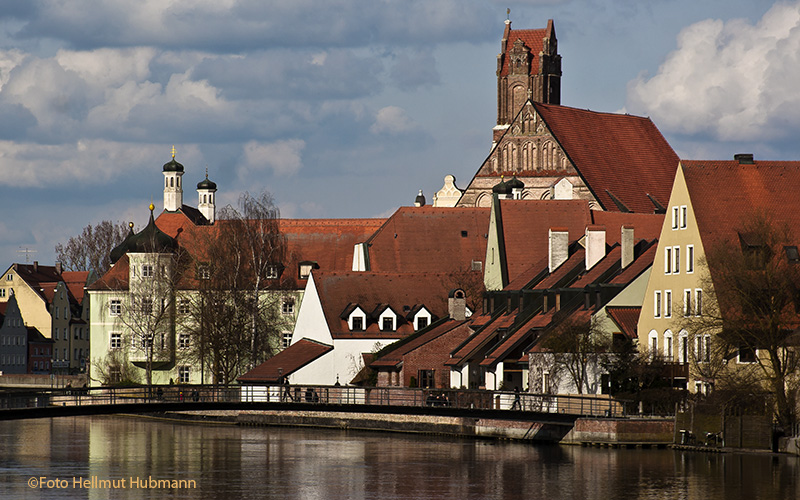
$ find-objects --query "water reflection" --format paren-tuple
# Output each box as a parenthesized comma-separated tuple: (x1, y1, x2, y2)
(0, 416, 796, 499)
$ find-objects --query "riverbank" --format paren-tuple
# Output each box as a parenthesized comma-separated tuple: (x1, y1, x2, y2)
(151, 409, 675, 447)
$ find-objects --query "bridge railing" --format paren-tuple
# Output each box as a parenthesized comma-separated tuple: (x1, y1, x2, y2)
(0, 385, 628, 418)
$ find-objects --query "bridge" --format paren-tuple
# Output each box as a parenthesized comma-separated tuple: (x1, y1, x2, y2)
(0, 384, 628, 424)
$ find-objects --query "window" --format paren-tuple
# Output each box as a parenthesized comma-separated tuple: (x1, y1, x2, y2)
(64, 307, 69, 319)
(738, 346, 757, 363)
(654, 291, 662, 318)
(178, 366, 190, 383)
(74, 327, 79, 340)
(178, 298, 190, 315)
(111, 332, 122, 349)
(0, 288, 4, 297)
(282, 300, 295, 315)
(110, 366, 121, 384)
(679, 331, 689, 364)
(178, 333, 190, 349)
(664, 331, 673, 360)
(703, 334, 711, 363)
(199, 266, 210, 280)
(282, 331, 292, 349)
(649, 331, 658, 360)
(382, 317, 394, 331)
(664, 290, 672, 318)
(665, 247, 672, 274)
(110, 299, 122, 316)
(687, 245, 694, 273)
(299, 263, 314, 279)
(267, 265, 279, 279)
(673, 246, 680, 274)
(695, 289, 703, 316)
(672, 207, 679, 230)
(6, 274, 12, 281)
(55, 307, 59, 319)
(140, 297, 153, 315)
(142, 264, 154, 278)
(684, 290, 692, 316)
(351, 316, 364, 331)
(419, 369, 435, 388)
(416, 316, 429, 330)
(680, 206, 687, 229)
(54, 328, 58, 340)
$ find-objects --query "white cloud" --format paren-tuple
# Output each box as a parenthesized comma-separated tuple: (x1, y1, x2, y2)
(370, 106, 416, 135)
(626, 1, 800, 143)
(241, 139, 305, 177)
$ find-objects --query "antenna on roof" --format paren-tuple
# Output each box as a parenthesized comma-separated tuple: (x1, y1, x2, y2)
(507, 8, 510, 20)
(17, 246, 37, 263)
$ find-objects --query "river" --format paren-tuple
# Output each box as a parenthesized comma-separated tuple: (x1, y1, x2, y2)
(0, 416, 798, 499)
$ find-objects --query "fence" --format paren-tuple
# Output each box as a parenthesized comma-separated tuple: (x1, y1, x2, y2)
(0, 384, 628, 418)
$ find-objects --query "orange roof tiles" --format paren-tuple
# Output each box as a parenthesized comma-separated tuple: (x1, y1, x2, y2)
(605, 306, 641, 340)
(365, 207, 490, 273)
(371, 319, 471, 368)
(533, 103, 679, 213)
(238, 339, 333, 383)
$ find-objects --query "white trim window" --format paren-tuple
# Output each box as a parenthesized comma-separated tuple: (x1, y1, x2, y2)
(665, 247, 672, 274)
(672, 206, 679, 230)
(654, 291, 662, 318)
(686, 245, 694, 274)
(109, 299, 122, 317)
(680, 206, 688, 229)
(664, 290, 672, 318)
(684, 289, 692, 317)
(663, 330, 673, 360)
(142, 264, 154, 278)
(178, 333, 190, 349)
(695, 289, 703, 316)
(673, 246, 681, 274)
(282, 299, 295, 316)
(110, 332, 122, 349)
(648, 330, 658, 360)
(679, 330, 689, 364)
(178, 366, 190, 383)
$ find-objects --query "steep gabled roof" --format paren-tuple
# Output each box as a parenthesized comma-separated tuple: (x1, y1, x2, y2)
(497, 199, 592, 284)
(61, 271, 91, 305)
(606, 306, 641, 340)
(370, 319, 471, 369)
(312, 271, 455, 339)
(364, 206, 490, 273)
(533, 102, 679, 213)
(237, 339, 333, 384)
(682, 160, 800, 251)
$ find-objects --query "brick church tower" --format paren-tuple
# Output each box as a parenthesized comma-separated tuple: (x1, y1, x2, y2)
(494, 18, 561, 143)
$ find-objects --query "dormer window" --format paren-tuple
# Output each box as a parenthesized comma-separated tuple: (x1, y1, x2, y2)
(345, 305, 367, 331)
(377, 307, 397, 332)
(412, 306, 432, 331)
(352, 317, 364, 331)
(416, 316, 428, 330)
(299, 261, 318, 280)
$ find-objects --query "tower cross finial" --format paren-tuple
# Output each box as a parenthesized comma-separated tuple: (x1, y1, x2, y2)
(171, 145, 176, 159)
(507, 8, 510, 20)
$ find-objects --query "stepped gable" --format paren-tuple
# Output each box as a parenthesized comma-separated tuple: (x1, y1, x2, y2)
(364, 206, 490, 273)
(533, 103, 679, 213)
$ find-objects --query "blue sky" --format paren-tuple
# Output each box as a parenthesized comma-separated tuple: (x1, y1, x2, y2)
(0, 0, 791, 265)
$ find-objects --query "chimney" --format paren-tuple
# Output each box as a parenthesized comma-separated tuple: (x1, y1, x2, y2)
(621, 225, 634, 269)
(33, 261, 38, 272)
(352, 243, 369, 272)
(734, 153, 754, 164)
(56, 262, 63, 275)
(585, 226, 606, 270)
(448, 289, 467, 321)
(549, 228, 569, 273)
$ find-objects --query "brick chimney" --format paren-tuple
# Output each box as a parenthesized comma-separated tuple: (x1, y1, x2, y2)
(621, 225, 634, 269)
(448, 289, 467, 321)
(549, 228, 569, 273)
(585, 226, 606, 270)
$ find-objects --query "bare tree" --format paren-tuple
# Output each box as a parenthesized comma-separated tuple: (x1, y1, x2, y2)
(55, 220, 130, 278)
(540, 316, 610, 394)
(681, 213, 800, 428)
(179, 190, 290, 383)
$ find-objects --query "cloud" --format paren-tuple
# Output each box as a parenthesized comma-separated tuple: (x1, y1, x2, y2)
(389, 49, 441, 91)
(625, 1, 800, 145)
(370, 106, 416, 135)
(240, 139, 306, 177)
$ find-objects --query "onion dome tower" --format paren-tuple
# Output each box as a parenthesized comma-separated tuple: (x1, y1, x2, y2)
(163, 146, 185, 212)
(197, 168, 217, 223)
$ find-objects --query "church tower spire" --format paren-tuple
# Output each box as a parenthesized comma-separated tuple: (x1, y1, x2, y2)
(494, 19, 561, 142)
(162, 146, 185, 212)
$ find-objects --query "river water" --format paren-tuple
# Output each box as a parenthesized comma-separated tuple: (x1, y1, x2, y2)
(0, 416, 798, 499)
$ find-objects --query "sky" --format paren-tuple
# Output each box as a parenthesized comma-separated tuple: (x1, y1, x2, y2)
(0, 0, 795, 266)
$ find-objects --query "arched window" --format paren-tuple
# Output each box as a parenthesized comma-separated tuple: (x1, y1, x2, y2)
(170, 177, 174, 187)
(663, 330, 674, 360)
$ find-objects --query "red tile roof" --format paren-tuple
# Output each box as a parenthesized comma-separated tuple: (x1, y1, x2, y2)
(498, 199, 592, 283)
(480, 310, 555, 367)
(533, 103, 679, 213)
(312, 271, 459, 339)
(498, 24, 550, 77)
(605, 306, 641, 340)
(682, 160, 800, 250)
(609, 240, 657, 285)
(447, 313, 515, 366)
(61, 271, 90, 305)
(237, 339, 333, 383)
(370, 319, 471, 369)
(591, 212, 664, 243)
(365, 207, 490, 273)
